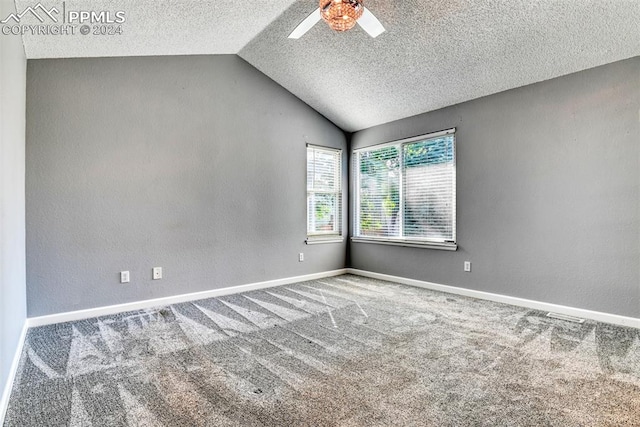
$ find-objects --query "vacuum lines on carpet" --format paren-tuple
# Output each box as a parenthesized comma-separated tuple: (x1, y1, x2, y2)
(4, 275, 640, 426)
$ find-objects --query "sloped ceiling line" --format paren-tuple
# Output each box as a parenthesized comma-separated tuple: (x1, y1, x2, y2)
(17, 0, 640, 132)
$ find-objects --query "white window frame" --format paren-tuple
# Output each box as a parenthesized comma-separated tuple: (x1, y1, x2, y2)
(352, 128, 457, 251)
(306, 144, 343, 245)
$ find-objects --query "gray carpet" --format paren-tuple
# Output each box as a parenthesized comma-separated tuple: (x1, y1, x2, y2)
(4, 274, 640, 426)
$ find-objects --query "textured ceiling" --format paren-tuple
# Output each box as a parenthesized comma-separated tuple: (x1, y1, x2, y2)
(15, 0, 640, 131)
(240, 0, 640, 131)
(16, 0, 298, 58)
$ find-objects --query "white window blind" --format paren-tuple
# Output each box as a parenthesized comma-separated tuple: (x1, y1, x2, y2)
(354, 129, 456, 245)
(307, 145, 342, 240)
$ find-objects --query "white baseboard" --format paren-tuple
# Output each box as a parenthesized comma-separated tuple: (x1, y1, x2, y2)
(27, 267, 639, 329)
(0, 321, 28, 425)
(347, 269, 640, 329)
(27, 269, 348, 328)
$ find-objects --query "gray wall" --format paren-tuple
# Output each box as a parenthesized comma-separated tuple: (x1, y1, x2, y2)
(27, 55, 347, 317)
(350, 57, 640, 318)
(1, 0, 27, 405)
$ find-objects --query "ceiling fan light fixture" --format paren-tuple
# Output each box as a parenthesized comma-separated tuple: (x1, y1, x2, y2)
(319, 0, 364, 32)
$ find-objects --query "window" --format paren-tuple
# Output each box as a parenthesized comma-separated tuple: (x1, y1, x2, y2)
(307, 145, 342, 243)
(353, 129, 456, 249)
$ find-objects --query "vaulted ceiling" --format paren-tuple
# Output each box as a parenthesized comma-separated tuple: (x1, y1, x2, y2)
(17, 0, 640, 131)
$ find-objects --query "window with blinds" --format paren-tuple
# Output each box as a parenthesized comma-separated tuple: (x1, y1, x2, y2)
(354, 129, 456, 246)
(307, 145, 342, 241)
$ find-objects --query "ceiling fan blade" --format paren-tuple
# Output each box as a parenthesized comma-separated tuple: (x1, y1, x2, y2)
(288, 8, 321, 39)
(358, 8, 386, 38)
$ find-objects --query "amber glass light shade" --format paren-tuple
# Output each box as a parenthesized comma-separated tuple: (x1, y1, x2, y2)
(319, 0, 364, 32)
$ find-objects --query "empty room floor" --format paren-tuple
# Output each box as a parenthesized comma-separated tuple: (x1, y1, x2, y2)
(4, 275, 640, 426)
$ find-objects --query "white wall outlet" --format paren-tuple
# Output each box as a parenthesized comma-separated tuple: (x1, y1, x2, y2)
(299, 253, 304, 262)
(120, 271, 130, 283)
(152, 267, 162, 280)
(464, 261, 471, 272)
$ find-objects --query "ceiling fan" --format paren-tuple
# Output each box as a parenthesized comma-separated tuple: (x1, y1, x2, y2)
(289, 0, 386, 39)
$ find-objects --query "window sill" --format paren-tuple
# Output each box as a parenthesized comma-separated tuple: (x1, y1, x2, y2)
(350, 237, 457, 251)
(306, 236, 345, 245)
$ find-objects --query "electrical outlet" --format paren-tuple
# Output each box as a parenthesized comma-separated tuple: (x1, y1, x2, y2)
(152, 267, 162, 280)
(120, 271, 130, 283)
(464, 261, 471, 272)
(299, 253, 304, 262)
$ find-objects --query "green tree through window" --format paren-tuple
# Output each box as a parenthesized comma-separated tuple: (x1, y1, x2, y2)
(307, 145, 342, 240)
(355, 132, 456, 244)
